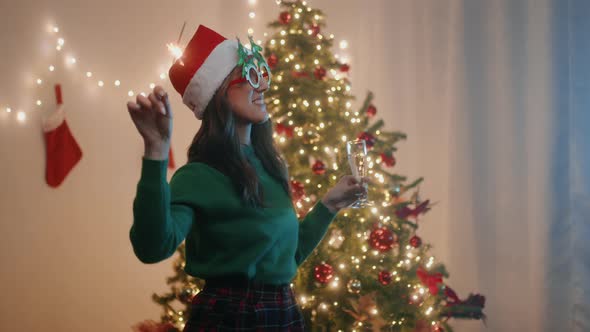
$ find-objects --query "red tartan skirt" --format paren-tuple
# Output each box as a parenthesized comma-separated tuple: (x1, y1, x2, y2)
(183, 275, 305, 332)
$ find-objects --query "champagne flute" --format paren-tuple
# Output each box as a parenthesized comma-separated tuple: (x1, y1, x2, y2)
(346, 139, 373, 208)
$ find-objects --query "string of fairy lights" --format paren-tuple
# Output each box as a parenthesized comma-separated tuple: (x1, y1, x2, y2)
(2, 22, 172, 125)
(4, 0, 441, 329)
(1, 0, 353, 127)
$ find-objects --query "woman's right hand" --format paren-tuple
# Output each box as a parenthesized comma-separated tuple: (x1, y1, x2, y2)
(127, 86, 173, 160)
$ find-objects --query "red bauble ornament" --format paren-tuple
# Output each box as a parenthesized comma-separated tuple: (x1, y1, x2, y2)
(290, 180, 305, 200)
(357, 132, 376, 149)
(310, 24, 320, 36)
(369, 227, 397, 252)
(410, 235, 422, 248)
(314, 66, 327, 80)
(378, 271, 392, 285)
(366, 104, 377, 117)
(267, 54, 278, 69)
(312, 160, 326, 175)
(314, 263, 334, 284)
(279, 11, 292, 24)
(380, 152, 396, 167)
(340, 64, 350, 72)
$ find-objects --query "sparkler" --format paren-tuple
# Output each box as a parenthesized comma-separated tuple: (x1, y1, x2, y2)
(166, 21, 186, 65)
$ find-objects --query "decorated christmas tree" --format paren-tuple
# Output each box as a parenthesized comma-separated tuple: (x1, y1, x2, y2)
(133, 1, 485, 331)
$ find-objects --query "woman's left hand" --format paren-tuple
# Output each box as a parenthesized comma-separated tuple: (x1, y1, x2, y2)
(321, 175, 370, 214)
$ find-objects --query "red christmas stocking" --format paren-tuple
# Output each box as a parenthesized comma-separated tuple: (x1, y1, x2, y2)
(42, 84, 82, 188)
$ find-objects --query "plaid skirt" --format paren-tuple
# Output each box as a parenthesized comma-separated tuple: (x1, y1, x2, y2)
(183, 275, 305, 332)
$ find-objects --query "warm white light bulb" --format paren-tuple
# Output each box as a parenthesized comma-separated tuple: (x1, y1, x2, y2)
(249, 12, 256, 19)
(49, 65, 55, 72)
(86, 72, 92, 78)
(36, 100, 42, 106)
(114, 80, 121, 86)
(98, 80, 104, 87)
(128, 90, 134, 97)
(17, 111, 26, 122)
(36, 79, 42, 85)
(149, 83, 155, 89)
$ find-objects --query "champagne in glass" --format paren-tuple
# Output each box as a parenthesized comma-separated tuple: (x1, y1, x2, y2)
(346, 139, 372, 208)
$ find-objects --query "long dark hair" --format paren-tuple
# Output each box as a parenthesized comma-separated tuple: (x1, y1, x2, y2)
(187, 67, 291, 208)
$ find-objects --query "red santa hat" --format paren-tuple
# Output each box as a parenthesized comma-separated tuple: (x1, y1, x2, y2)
(169, 25, 239, 120)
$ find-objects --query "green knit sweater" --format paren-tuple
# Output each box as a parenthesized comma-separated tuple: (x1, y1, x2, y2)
(129, 144, 337, 284)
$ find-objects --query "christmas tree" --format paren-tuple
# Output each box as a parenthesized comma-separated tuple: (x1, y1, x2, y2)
(133, 1, 485, 331)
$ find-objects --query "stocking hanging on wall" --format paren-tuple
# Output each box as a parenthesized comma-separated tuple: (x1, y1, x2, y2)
(42, 84, 83, 188)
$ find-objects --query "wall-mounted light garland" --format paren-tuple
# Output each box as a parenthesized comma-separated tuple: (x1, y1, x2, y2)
(3, 1, 350, 127)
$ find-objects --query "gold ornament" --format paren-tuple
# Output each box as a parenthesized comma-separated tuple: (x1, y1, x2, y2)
(303, 131, 321, 144)
(343, 291, 387, 332)
(347, 279, 362, 294)
(178, 286, 197, 303)
(328, 229, 344, 249)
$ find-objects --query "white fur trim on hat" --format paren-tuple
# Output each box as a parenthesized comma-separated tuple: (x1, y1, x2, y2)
(182, 39, 239, 119)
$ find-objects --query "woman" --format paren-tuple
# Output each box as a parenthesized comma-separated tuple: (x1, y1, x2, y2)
(127, 25, 367, 331)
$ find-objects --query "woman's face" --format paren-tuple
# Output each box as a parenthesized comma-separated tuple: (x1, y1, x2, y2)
(225, 68, 270, 125)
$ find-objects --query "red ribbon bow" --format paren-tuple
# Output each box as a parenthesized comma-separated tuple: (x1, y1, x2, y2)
(417, 266, 443, 295)
(275, 123, 294, 138)
(395, 200, 430, 219)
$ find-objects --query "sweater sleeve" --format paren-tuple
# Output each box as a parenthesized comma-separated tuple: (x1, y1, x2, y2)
(129, 158, 194, 264)
(295, 200, 337, 265)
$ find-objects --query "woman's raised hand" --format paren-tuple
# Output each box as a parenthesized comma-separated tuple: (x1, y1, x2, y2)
(127, 86, 173, 160)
